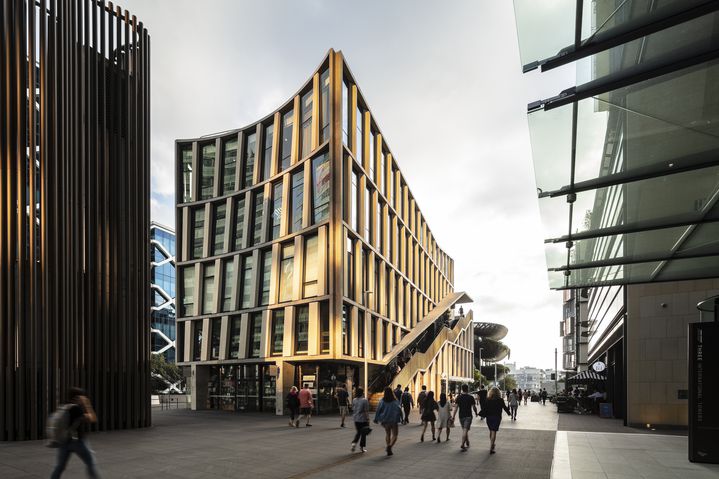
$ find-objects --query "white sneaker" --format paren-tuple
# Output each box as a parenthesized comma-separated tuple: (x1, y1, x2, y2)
(361, 447, 367, 453)
(351, 443, 356, 452)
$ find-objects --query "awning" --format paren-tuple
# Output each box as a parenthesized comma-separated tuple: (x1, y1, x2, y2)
(566, 370, 606, 384)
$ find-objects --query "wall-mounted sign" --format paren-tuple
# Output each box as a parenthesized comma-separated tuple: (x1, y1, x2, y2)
(689, 322, 719, 464)
(592, 361, 606, 373)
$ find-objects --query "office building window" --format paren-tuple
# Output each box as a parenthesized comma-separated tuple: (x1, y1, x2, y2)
(369, 129, 375, 181)
(382, 320, 388, 355)
(251, 190, 264, 245)
(320, 302, 330, 353)
(243, 132, 256, 188)
(271, 181, 283, 240)
(342, 80, 350, 146)
(192, 320, 203, 361)
(303, 235, 318, 297)
(240, 255, 254, 309)
(202, 263, 216, 314)
(200, 143, 215, 200)
(374, 258, 380, 313)
(262, 123, 274, 181)
(364, 187, 372, 244)
(271, 309, 284, 355)
(301, 89, 313, 158)
(350, 171, 358, 232)
(234, 196, 245, 250)
(182, 147, 193, 202)
(291, 171, 303, 233)
(362, 249, 369, 305)
(320, 69, 330, 142)
(212, 203, 226, 255)
(312, 154, 330, 223)
(222, 259, 234, 312)
(181, 266, 195, 317)
(260, 250, 272, 306)
(370, 317, 377, 360)
(279, 243, 294, 302)
(345, 237, 354, 300)
(355, 106, 363, 164)
(222, 138, 237, 194)
(358, 313, 365, 358)
(210, 318, 221, 359)
(229, 316, 242, 359)
(295, 305, 309, 354)
(249, 312, 262, 358)
(342, 303, 350, 355)
(380, 150, 386, 196)
(192, 206, 205, 259)
(281, 109, 293, 171)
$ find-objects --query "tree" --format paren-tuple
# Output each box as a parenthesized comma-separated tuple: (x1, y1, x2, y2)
(471, 369, 488, 390)
(499, 374, 517, 391)
(150, 354, 184, 394)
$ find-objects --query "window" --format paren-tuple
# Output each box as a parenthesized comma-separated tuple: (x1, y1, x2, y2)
(380, 150, 386, 196)
(318, 302, 329, 354)
(362, 249, 369, 306)
(182, 146, 193, 202)
(200, 143, 215, 200)
(374, 258, 380, 313)
(192, 320, 203, 361)
(342, 304, 350, 355)
(234, 196, 245, 250)
(243, 133, 256, 188)
(221, 259, 234, 312)
(192, 207, 205, 259)
(369, 129, 375, 181)
(240, 255, 254, 309)
(390, 166, 396, 205)
(212, 203, 226, 255)
(320, 69, 330, 142)
(279, 243, 295, 302)
(271, 310, 285, 355)
(365, 187, 372, 243)
(301, 89, 313, 158)
(260, 250, 272, 305)
(222, 138, 237, 194)
(230, 316, 242, 359)
(271, 181, 283, 240)
(388, 215, 394, 262)
(397, 180, 403, 219)
(262, 123, 274, 181)
(291, 171, 303, 233)
(181, 266, 195, 316)
(370, 317, 377, 360)
(342, 80, 350, 146)
(210, 318, 221, 359)
(281, 110, 293, 171)
(377, 201, 383, 252)
(345, 237, 354, 300)
(295, 305, 309, 354)
(351, 171, 358, 231)
(355, 106, 363, 164)
(249, 312, 262, 358)
(312, 154, 330, 223)
(358, 313, 365, 357)
(382, 320, 387, 354)
(251, 190, 264, 246)
(303, 235, 318, 297)
(202, 263, 216, 314)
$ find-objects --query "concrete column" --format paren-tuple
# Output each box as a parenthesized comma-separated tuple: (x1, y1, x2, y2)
(190, 364, 209, 411)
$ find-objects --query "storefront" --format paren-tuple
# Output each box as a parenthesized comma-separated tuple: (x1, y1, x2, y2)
(206, 364, 277, 412)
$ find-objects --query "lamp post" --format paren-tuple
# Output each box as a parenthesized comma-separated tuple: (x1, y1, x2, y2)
(477, 347, 484, 386)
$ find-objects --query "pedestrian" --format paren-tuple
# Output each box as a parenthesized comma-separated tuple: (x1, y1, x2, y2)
(541, 388, 548, 405)
(394, 384, 404, 423)
(49, 387, 101, 479)
(286, 386, 300, 427)
(452, 384, 478, 451)
(299, 383, 314, 427)
(373, 387, 402, 456)
(478, 384, 488, 421)
(517, 388, 523, 407)
(335, 384, 350, 428)
(420, 391, 438, 442)
(401, 387, 414, 425)
(523, 389, 529, 405)
(417, 385, 427, 417)
(350, 387, 370, 453)
(478, 386, 511, 454)
(436, 393, 452, 443)
(508, 389, 518, 420)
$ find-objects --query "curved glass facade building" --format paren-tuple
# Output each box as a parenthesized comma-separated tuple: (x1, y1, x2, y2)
(175, 49, 473, 413)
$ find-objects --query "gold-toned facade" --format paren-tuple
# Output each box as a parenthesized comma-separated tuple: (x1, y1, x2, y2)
(175, 50, 472, 413)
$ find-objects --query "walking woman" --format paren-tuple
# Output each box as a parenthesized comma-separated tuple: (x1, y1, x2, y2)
(286, 386, 300, 427)
(436, 392, 452, 443)
(374, 387, 402, 456)
(351, 387, 370, 453)
(478, 386, 511, 454)
(420, 391, 439, 442)
(508, 389, 519, 420)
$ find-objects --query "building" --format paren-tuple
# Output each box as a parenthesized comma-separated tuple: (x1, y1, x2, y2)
(515, 0, 719, 433)
(514, 366, 544, 392)
(151, 223, 177, 364)
(561, 288, 588, 373)
(0, 0, 150, 440)
(175, 49, 474, 413)
(474, 322, 510, 382)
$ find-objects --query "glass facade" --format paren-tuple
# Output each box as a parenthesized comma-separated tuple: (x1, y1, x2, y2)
(279, 243, 294, 303)
(303, 235, 318, 297)
(320, 69, 330, 142)
(295, 305, 309, 354)
(221, 259, 234, 312)
(234, 196, 245, 250)
(182, 147, 193, 202)
(262, 123, 274, 181)
(200, 143, 215, 200)
(281, 110, 293, 171)
(240, 255, 254, 309)
(271, 181, 283, 239)
(212, 203, 226, 255)
(151, 224, 177, 363)
(202, 263, 216, 314)
(271, 310, 284, 355)
(260, 250, 272, 306)
(192, 207, 205, 259)
(312, 154, 330, 223)
(251, 191, 264, 246)
(301, 90, 313, 158)
(222, 139, 237, 194)
(291, 171, 303, 233)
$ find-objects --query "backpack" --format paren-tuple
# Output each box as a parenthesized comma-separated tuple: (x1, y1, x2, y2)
(46, 404, 77, 448)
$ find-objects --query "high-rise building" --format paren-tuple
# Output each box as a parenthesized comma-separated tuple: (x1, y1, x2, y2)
(561, 288, 588, 373)
(151, 222, 177, 364)
(175, 49, 474, 413)
(0, 1, 150, 440)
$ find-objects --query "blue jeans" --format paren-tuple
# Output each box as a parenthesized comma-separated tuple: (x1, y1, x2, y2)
(51, 438, 100, 478)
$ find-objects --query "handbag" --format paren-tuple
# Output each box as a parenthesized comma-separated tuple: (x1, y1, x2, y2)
(361, 425, 373, 435)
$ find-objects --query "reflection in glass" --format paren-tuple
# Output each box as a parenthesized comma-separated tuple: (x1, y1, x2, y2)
(271, 182, 283, 239)
(291, 171, 303, 233)
(243, 133, 256, 188)
(303, 235, 318, 297)
(295, 305, 309, 354)
(312, 154, 330, 223)
(271, 310, 285, 355)
(213, 203, 226, 255)
(351, 171, 358, 232)
(252, 191, 264, 246)
(355, 106, 363, 164)
(241, 255, 254, 309)
(301, 90, 313, 158)
(342, 80, 350, 146)
(320, 69, 330, 142)
(192, 207, 205, 259)
(202, 263, 216, 314)
(181, 266, 195, 316)
(320, 302, 330, 353)
(230, 316, 242, 359)
(365, 186, 372, 244)
(182, 147, 193, 202)
(210, 318, 221, 359)
(234, 196, 246, 250)
(342, 303, 350, 355)
(193, 320, 203, 361)
(345, 237, 354, 300)
(281, 110, 293, 171)
(200, 143, 215, 200)
(279, 243, 295, 302)
(249, 312, 262, 358)
(262, 123, 274, 181)
(369, 129, 375, 181)
(222, 139, 237, 194)
(222, 259, 234, 312)
(260, 250, 272, 305)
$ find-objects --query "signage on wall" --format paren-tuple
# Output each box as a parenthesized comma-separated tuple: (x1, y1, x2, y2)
(591, 361, 606, 373)
(689, 322, 719, 464)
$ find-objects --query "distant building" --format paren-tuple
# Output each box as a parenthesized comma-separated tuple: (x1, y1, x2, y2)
(514, 366, 544, 392)
(561, 288, 588, 372)
(151, 223, 177, 363)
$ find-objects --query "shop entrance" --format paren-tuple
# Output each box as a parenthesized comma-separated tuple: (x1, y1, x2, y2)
(206, 364, 277, 412)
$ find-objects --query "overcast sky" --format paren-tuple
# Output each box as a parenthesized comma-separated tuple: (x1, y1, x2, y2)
(122, 0, 575, 370)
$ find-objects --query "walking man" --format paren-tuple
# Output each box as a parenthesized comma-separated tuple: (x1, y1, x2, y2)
(50, 387, 100, 479)
(394, 384, 404, 423)
(350, 388, 370, 453)
(541, 388, 548, 405)
(452, 384, 478, 452)
(477, 384, 488, 421)
(417, 385, 428, 417)
(400, 387, 414, 424)
(299, 383, 314, 427)
(335, 384, 350, 428)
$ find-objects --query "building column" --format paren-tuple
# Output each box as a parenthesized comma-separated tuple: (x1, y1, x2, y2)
(190, 364, 209, 411)
(275, 360, 295, 416)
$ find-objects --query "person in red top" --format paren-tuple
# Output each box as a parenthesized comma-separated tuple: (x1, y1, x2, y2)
(298, 384, 314, 427)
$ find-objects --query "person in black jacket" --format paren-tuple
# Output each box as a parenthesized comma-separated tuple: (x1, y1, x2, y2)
(286, 386, 301, 428)
(478, 386, 511, 454)
(477, 385, 488, 421)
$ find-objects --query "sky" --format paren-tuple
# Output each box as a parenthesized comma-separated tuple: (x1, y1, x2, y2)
(121, 0, 575, 370)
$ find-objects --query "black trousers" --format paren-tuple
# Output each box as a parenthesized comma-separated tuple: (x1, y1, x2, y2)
(289, 407, 299, 421)
(353, 421, 369, 447)
(403, 405, 411, 423)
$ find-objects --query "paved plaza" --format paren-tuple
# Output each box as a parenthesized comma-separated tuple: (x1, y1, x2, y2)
(1, 402, 717, 478)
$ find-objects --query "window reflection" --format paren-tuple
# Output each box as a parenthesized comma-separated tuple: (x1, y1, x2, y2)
(251, 190, 264, 246)
(279, 243, 295, 302)
(240, 255, 254, 309)
(223, 139, 237, 194)
(281, 110, 293, 171)
(243, 133, 256, 188)
(303, 235, 318, 297)
(301, 90, 313, 158)
(213, 203, 226, 255)
(312, 154, 330, 223)
(202, 263, 216, 314)
(320, 70, 330, 142)
(200, 143, 215, 200)
(271, 310, 285, 355)
(295, 305, 309, 354)
(222, 259, 234, 312)
(262, 123, 274, 181)
(181, 266, 195, 316)
(192, 207, 205, 259)
(291, 171, 303, 233)
(182, 147, 193, 202)
(271, 182, 282, 240)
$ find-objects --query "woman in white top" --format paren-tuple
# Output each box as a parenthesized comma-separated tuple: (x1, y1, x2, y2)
(436, 392, 452, 443)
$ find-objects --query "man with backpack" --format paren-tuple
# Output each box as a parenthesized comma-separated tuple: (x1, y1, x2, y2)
(49, 387, 100, 478)
(400, 387, 414, 424)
